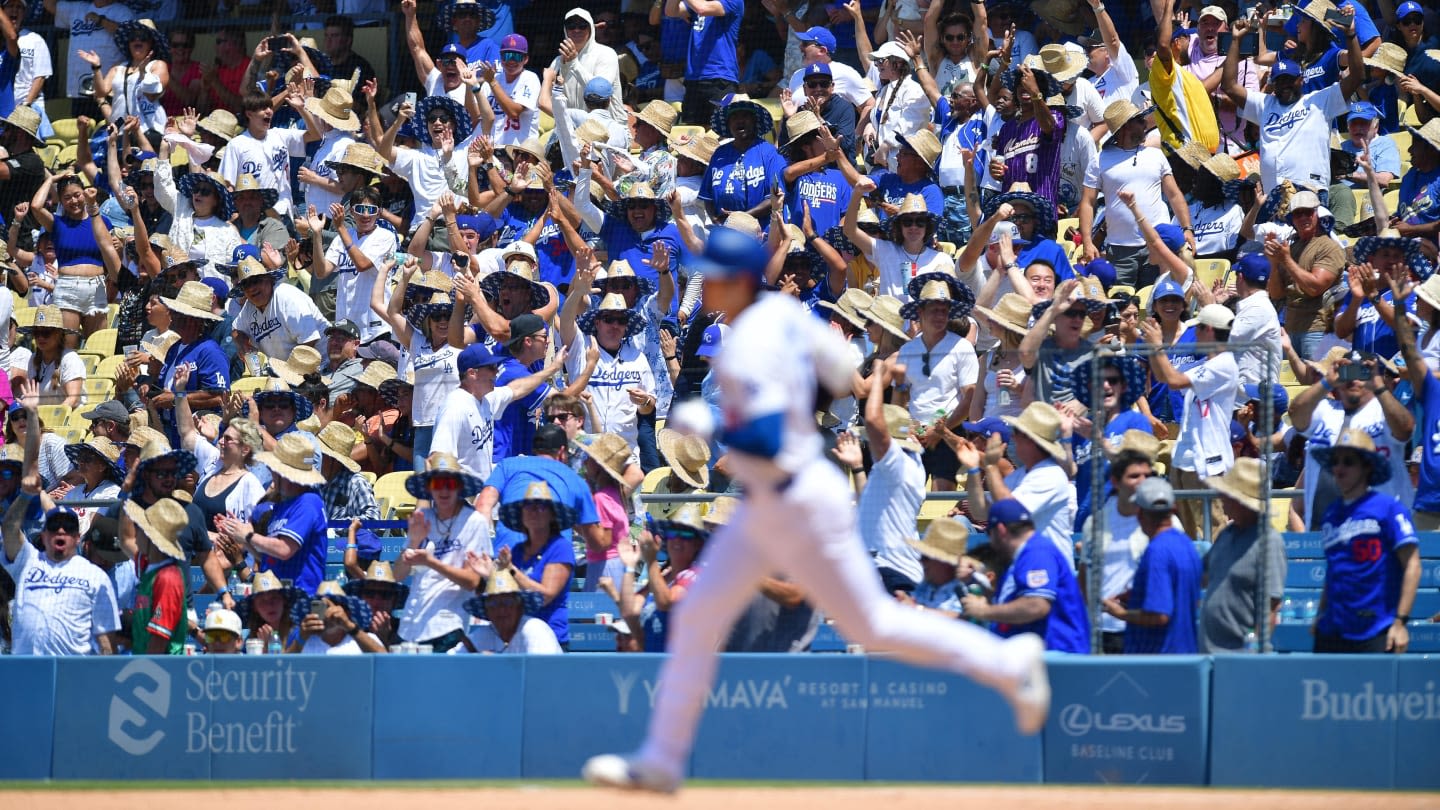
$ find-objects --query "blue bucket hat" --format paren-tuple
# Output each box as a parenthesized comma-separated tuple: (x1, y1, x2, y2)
(1354, 229, 1435, 280)
(710, 93, 774, 139)
(1073, 352, 1147, 412)
(414, 95, 474, 146)
(289, 581, 373, 633)
(404, 451, 487, 500)
(497, 480, 580, 534)
(252, 377, 315, 422)
(1311, 428, 1392, 485)
(437, 0, 498, 34)
(176, 171, 235, 220)
(983, 184, 1057, 240)
(901, 271, 975, 320)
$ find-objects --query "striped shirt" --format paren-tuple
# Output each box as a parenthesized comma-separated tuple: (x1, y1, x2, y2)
(2, 540, 119, 655)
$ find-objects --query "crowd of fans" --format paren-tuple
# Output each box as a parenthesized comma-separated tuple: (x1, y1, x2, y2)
(0, 0, 1433, 660)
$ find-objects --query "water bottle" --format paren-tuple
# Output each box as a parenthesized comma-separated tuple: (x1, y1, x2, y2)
(1302, 599, 1319, 622)
(1243, 630, 1259, 653)
(226, 567, 240, 597)
(336, 570, 348, 587)
(267, 634, 282, 655)
(1280, 597, 1296, 624)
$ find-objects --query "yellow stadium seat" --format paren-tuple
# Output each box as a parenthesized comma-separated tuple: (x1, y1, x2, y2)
(83, 328, 117, 356)
(1056, 217, 1080, 240)
(229, 376, 272, 394)
(1279, 362, 1298, 386)
(35, 144, 58, 168)
(53, 144, 77, 171)
(915, 496, 956, 533)
(50, 117, 78, 145)
(1384, 188, 1399, 215)
(359, 471, 377, 486)
(81, 378, 114, 401)
(1390, 129, 1412, 169)
(937, 241, 957, 256)
(107, 303, 120, 325)
(374, 471, 416, 518)
(76, 353, 100, 375)
(95, 354, 126, 381)
(37, 404, 70, 427)
(1136, 284, 1155, 316)
(53, 426, 85, 444)
(1193, 258, 1229, 290)
(13, 307, 34, 328)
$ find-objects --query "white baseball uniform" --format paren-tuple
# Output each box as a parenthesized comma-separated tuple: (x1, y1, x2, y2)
(630, 293, 1029, 782)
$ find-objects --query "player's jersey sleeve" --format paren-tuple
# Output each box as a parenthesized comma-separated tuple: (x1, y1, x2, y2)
(1015, 545, 1061, 601)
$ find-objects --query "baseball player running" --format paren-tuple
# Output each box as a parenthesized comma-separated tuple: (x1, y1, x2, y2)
(582, 227, 1050, 794)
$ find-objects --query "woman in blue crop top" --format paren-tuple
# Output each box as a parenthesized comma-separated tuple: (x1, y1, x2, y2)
(28, 173, 122, 343)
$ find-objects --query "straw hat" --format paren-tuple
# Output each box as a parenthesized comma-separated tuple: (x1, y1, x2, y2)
(1202, 456, 1265, 513)
(1104, 428, 1162, 463)
(257, 432, 325, 487)
(343, 560, 410, 604)
(304, 85, 361, 132)
(862, 295, 909, 340)
(63, 436, 124, 481)
(234, 571, 303, 624)
(196, 109, 241, 141)
(157, 280, 222, 323)
(573, 432, 631, 488)
(654, 502, 710, 539)
(20, 304, 78, 334)
(1311, 428, 1391, 485)
(325, 142, 387, 178)
(354, 360, 398, 392)
(497, 479, 580, 533)
(122, 498, 187, 561)
(131, 433, 198, 482)
(1172, 140, 1212, 171)
(1365, 42, 1408, 78)
(577, 293, 646, 340)
(908, 516, 969, 565)
(596, 259, 656, 298)
(890, 193, 939, 230)
(479, 258, 548, 311)
(901, 271, 973, 321)
(635, 100, 678, 135)
(1415, 274, 1440, 312)
(603, 181, 670, 222)
(575, 117, 611, 145)
(1001, 401, 1068, 463)
(1102, 98, 1154, 136)
(1201, 152, 1242, 183)
(973, 292, 1033, 337)
(139, 331, 179, 361)
(783, 109, 826, 149)
(1355, 228, 1436, 280)
(657, 428, 711, 490)
(671, 130, 719, 165)
(1296, 0, 1339, 32)
(315, 421, 361, 473)
(404, 290, 456, 329)
(711, 93, 774, 139)
(703, 495, 739, 528)
(896, 128, 942, 171)
(462, 568, 546, 620)
(884, 404, 922, 453)
(1026, 43, 1086, 83)
(232, 172, 279, 209)
(507, 136, 547, 165)
(404, 450, 487, 500)
(176, 170, 235, 220)
(722, 211, 763, 238)
(268, 345, 325, 387)
(983, 181, 1057, 238)
(1409, 119, 1440, 155)
(289, 581, 372, 633)
(0, 105, 41, 140)
(818, 287, 874, 330)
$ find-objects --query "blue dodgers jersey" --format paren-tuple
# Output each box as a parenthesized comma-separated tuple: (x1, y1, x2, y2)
(1417, 372, 1440, 514)
(993, 537, 1090, 653)
(1123, 527, 1203, 654)
(1318, 490, 1418, 641)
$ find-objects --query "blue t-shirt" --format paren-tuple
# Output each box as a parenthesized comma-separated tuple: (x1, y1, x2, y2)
(499, 205, 574, 287)
(1283, 0, 1380, 48)
(0, 45, 18, 118)
(700, 139, 788, 220)
(1338, 290, 1408, 360)
(1123, 527, 1203, 654)
(872, 170, 943, 216)
(158, 338, 231, 444)
(1073, 410, 1154, 527)
(993, 537, 1090, 653)
(599, 218, 681, 297)
(259, 491, 327, 595)
(1016, 237, 1075, 282)
(1299, 44, 1341, 95)
(1318, 489, 1417, 641)
(1341, 135, 1399, 186)
(1399, 166, 1440, 215)
(1416, 371, 1440, 514)
(685, 0, 743, 82)
(506, 534, 576, 643)
(1403, 174, 1440, 226)
(1147, 326, 1201, 422)
(492, 355, 550, 464)
(787, 167, 851, 238)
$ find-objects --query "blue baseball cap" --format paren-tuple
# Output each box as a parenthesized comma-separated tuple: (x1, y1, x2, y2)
(988, 499, 1032, 526)
(804, 62, 833, 79)
(457, 344, 503, 374)
(1271, 58, 1303, 79)
(1155, 223, 1186, 253)
(1349, 101, 1381, 121)
(1242, 382, 1290, 430)
(1082, 258, 1116, 289)
(1236, 252, 1271, 284)
(455, 213, 498, 239)
(693, 226, 769, 284)
(696, 323, 730, 358)
(221, 243, 261, 270)
(1153, 277, 1186, 302)
(1171, 26, 1197, 39)
(1397, 1, 1423, 19)
(438, 42, 466, 60)
(584, 76, 613, 99)
(200, 277, 230, 303)
(961, 417, 1012, 444)
(795, 27, 837, 52)
(43, 505, 80, 531)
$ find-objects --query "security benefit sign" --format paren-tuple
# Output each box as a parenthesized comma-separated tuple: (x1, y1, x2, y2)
(52, 657, 374, 780)
(1043, 657, 1210, 785)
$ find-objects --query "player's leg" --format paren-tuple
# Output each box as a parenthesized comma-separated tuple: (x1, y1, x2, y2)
(771, 461, 1049, 731)
(584, 505, 773, 791)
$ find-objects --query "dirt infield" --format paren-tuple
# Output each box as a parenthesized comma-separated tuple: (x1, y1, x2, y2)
(6, 785, 1438, 809)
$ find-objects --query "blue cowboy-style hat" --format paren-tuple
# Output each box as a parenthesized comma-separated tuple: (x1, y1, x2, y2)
(595, 259, 656, 299)
(577, 293, 646, 340)
(1000, 66, 1062, 100)
(1354, 230, 1436, 280)
(497, 480, 580, 534)
(602, 181, 672, 224)
(437, 1, 498, 36)
(343, 561, 411, 606)
(404, 291, 456, 333)
(822, 224, 860, 257)
(983, 184, 1057, 240)
(1311, 427, 1392, 486)
(62, 437, 125, 483)
(176, 171, 235, 220)
(415, 95, 474, 146)
(479, 264, 549, 312)
(252, 378, 315, 423)
(462, 590, 545, 621)
(901, 271, 975, 320)
(270, 44, 334, 86)
(129, 444, 198, 494)
(1073, 352, 1147, 412)
(404, 452, 487, 501)
(234, 571, 306, 625)
(113, 19, 170, 63)
(289, 581, 374, 633)
(710, 94, 774, 139)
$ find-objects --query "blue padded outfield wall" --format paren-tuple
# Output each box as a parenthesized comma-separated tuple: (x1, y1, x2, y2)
(0, 654, 1435, 787)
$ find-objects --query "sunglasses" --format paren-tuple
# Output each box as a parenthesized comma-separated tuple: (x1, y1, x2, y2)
(1400, 14, 1424, 25)
(564, 20, 589, 30)
(624, 200, 656, 210)
(204, 630, 237, 646)
(425, 113, 454, 125)
(191, 186, 216, 198)
(1329, 454, 1364, 468)
(1101, 375, 1124, 386)
(804, 79, 833, 88)
(922, 350, 933, 377)
(351, 203, 380, 216)
(146, 467, 180, 479)
(1059, 308, 1089, 319)
(437, 56, 460, 66)
(501, 51, 526, 62)
(1010, 213, 1035, 223)
(898, 217, 928, 228)
(427, 312, 450, 322)
(429, 476, 462, 492)
(545, 412, 577, 423)
(598, 314, 629, 325)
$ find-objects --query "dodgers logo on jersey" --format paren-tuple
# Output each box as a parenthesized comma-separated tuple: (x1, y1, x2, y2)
(1263, 106, 1311, 137)
(24, 567, 97, 595)
(1026, 569, 1050, 589)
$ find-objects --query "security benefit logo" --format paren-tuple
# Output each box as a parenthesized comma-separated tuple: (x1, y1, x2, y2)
(108, 659, 318, 756)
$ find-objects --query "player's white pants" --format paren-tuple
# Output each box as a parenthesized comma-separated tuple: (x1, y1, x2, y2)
(636, 458, 1025, 776)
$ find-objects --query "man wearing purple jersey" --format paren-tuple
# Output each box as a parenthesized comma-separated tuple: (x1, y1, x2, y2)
(1312, 429, 1421, 654)
(990, 64, 1065, 202)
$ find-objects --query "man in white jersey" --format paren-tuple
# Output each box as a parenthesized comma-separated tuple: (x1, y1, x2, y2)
(581, 226, 1049, 794)
(1078, 2, 1136, 103)
(9, 1, 51, 139)
(432, 343, 567, 479)
(219, 90, 323, 218)
(1, 387, 118, 654)
(52, 0, 134, 99)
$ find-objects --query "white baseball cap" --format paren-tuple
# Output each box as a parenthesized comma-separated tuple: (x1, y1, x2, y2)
(204, 608, 243, 636)
(1199, 5, 1228, 24)
(1193, 303, 1236, 331)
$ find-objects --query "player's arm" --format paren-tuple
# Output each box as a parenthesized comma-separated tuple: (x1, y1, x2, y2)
(968, 594, 1051, 624)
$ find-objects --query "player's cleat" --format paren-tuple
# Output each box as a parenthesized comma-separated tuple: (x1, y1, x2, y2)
(582, 753, 682, 794)
(1002, 633, 1050, 735)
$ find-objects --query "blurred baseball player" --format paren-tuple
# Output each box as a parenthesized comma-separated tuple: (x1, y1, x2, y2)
(582, 227, 1050, 794)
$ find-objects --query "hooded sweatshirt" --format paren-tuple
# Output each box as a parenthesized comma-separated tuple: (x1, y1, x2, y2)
(547, 8, 625, 121)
